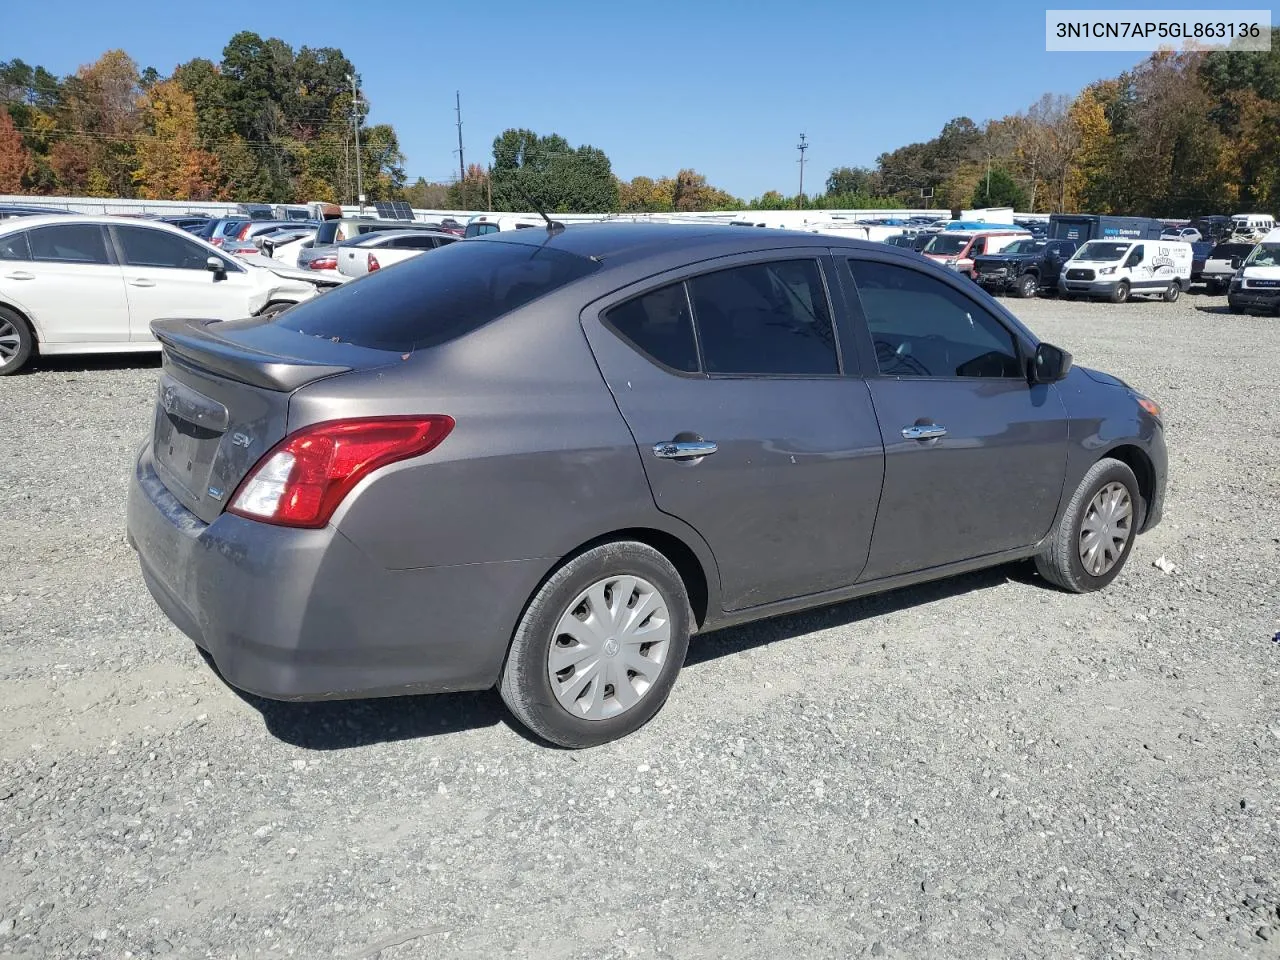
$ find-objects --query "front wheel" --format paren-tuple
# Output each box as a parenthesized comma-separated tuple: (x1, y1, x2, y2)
(0, 307, 35, 376)
(1110, 280, 1130, 304)
(1035, 458, 1141, 593)
(1162, 282, 1180, 303)
(500, 541, 692, 748)
(258, 301, 295, 318)
(1016, 273, 1038, 299)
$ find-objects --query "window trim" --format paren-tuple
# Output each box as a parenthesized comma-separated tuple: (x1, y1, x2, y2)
(842, 253, 1033, 384)
(587, 247, 852, 380)
(26, 223, 116, 266)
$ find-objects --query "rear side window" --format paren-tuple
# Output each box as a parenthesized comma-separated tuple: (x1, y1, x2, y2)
(688, 260, 838, 375)
(0, 232, 31, 260)
(314, 221, 339, 244)
(604, 282, 699, 373)
(389, 235, 440, 250)
(29, 224, 111, 264)
(274, 240, 601, 352)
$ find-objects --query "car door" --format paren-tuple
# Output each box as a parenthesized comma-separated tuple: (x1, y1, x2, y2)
(840, 255, 1069, 580)
(580, 251, 885, 612)
(1042, 242, 1074, 286)
(13, 223, 130, 345)
(111, 224, 258, 340)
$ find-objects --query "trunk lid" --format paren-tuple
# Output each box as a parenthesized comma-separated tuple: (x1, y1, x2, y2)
(148, 316, 393, 523)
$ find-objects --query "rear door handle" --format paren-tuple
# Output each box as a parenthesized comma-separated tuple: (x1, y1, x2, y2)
(901, 424, 947, 440)
(653, 440, 718, 460)
(129, 278, 157, 287)
(4, 271, 34, 280)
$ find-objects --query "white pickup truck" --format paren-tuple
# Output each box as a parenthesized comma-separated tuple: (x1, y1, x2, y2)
(335, 230, 459, 279)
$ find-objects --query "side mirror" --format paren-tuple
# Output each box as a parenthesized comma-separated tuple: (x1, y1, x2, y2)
(205, 256, 226, 276)
(1030, 342, 1072, 384)
(1230, 257, 1241, 269)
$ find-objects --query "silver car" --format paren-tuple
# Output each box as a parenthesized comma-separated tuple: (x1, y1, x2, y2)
(127, 224, 1168, 747)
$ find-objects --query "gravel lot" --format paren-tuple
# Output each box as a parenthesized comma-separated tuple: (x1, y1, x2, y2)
(1, 290, 1278, 960)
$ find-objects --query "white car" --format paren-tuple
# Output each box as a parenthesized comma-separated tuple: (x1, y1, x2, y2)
(335, 230, 458, 279)
(259, 228, 317, 269)
(1200, 241, 1256, 294)
(1161, 226, 1202, 243)
(0, 216, 339, 375)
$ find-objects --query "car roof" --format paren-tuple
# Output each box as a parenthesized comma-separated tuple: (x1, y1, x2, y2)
(471, 221, 925, 268)
(365, 229, 457, 240)
(0, 213, 219, 242)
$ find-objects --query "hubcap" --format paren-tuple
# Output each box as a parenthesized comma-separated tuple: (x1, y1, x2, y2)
(548, 575, 671, 721)
(0, 318, 19, 363)
(1079, 481, 1133, 577)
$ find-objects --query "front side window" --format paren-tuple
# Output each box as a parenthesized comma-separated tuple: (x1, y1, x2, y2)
(848, 259, 1022, 379)
(115, 225, 214, 270)
(0, 232, 31, 261)
(1125, 244, 1144, 267)
(28, 224, 111, 265)
(687, 260, 838, 376)
(604, 282, 699, 373)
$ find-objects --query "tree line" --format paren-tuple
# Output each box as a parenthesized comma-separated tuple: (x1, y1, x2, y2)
(2, 31, 1279, 216)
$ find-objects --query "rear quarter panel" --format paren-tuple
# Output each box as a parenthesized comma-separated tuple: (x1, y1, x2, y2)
(288, 290, 719, 583)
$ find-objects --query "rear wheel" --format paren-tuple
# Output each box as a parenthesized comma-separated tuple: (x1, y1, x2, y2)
(1016, 273, 1038, 299)
(499, 541, 692, 748)
(1110, 280, 1130, 304)
(1162, 282, 1180, 303)
(0, 307, 35, 376)
(1035, 458, 1140, 593)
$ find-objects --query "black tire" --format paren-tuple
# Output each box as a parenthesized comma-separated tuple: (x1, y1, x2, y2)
(1015, 273, 1038, 299)
(1228, 301, 1245, 315)
(0, 306, 35, 376)
(1110, 280, 1130, 304)
(1034, 458, 1141, 594)
(258, 301, 295, 317)
(1162, 282, 1180, 303)
(499, 541, 692, 748)
(1060, 291, 1075, 302)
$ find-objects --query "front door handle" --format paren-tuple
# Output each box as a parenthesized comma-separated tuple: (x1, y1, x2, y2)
(901, 424, 947, 441)
(129, 278, 157, 288)
(4, 271, 35, 280)
(653, 440, 718, 460)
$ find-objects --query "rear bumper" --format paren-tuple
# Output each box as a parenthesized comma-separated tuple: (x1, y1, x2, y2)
(127, 443, 547, 701)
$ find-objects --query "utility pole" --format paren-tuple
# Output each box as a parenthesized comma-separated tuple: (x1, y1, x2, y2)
(455, 91, 467, 210)
(486, 164, 493, 212)
(985, 154, 992, 204)
(348, 73, 364, 213)
(796, 134, 808, 209)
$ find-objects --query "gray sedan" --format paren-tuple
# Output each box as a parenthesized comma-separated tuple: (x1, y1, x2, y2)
(127, 224, 1167, 747)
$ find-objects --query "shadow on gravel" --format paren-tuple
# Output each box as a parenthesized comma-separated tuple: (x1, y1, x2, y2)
(684, 562, 1029, 668)
(196, 649, 518, 750)
(24, 354, 162, 375)
(212, 563, 1035, 751)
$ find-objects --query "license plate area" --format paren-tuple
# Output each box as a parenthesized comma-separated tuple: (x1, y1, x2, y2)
(153, 376, 229, 502)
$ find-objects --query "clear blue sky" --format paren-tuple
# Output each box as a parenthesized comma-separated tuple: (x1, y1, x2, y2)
(7, 0, 1192, 197)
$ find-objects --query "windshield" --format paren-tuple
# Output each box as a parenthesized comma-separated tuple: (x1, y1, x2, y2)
(1244, 243, 1280, 267)
(1075, 241, 1130, 262)
(999, 239, 1042, 255)
(923, 234, 970, 256)
(273, 240, 601, 352)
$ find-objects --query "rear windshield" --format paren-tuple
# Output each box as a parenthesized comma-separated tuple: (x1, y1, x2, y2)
(314, 221, 340, 244)
(273, 239, 601, 352)
(1211, 243, 1255, 258)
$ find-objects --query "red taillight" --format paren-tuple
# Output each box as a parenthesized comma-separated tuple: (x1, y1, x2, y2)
(367, 252, 380, 272)
(308, 256, 337, 270)
(228, 416, 455, 528)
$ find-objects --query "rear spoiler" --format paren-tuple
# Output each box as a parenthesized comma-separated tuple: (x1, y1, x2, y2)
(151, 318, 352, 392)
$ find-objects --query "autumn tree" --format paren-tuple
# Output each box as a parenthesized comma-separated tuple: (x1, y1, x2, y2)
(134, 80, 219, 200)
(0, 111, 34, 192)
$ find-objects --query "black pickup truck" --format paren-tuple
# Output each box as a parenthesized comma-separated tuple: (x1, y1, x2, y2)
(972, 238, 1080, 298)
